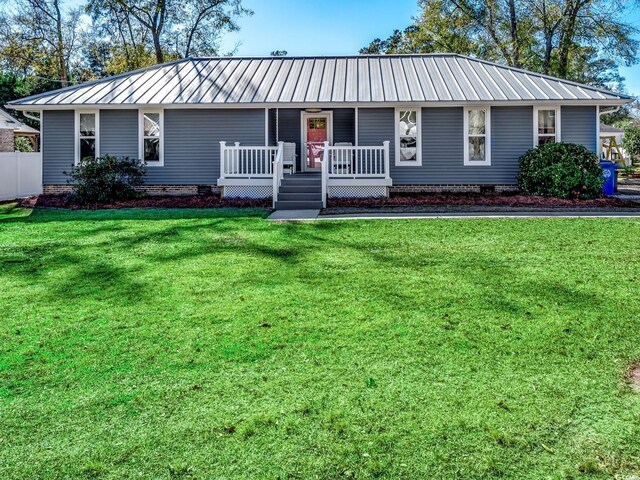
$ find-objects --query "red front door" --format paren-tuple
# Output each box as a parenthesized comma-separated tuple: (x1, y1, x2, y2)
(306, 117, 327, 170)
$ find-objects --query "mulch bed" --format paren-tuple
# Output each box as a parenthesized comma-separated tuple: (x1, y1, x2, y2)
(322, 192, 640, 215)
(16, 194, 272, 210)
(329, 192, 637, 208)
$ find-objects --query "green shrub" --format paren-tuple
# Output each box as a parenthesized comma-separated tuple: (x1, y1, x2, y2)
(14, 136, 33, 152)
(517, 142, 603, 199)
(622, 126, 640, 163)
(65, 155, 145, 203)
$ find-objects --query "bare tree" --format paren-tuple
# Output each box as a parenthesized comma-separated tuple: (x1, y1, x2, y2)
(88, 0, 251, 64)
(0, 0, 82, 85)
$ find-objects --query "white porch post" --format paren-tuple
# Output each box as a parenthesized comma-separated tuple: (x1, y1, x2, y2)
(383, 140, 390, 180)
(219, 141, 227, 180)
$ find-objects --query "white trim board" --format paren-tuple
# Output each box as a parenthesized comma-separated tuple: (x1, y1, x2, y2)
(74, 109, 99, 165)
(394, 107, 422, 167)
(533, 105, 561, 147)
(463, 106, 491, 166)
(138, 109, 164, 167)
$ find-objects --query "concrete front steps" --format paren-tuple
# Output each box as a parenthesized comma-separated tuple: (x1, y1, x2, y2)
(275, 173, 323, 210)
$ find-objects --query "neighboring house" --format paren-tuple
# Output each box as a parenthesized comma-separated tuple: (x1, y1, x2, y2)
(599, 123, 628, 165)
(6, 54, 633, 209)
(0, 108, 39, 152)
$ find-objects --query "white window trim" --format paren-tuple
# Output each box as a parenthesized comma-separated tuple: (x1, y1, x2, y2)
(463, 106, 491, 166)
(75, 110, 99, 165)
(139, 109, 164, 166)
(533, 106, 561, 147)
(394, 107, 422, 166)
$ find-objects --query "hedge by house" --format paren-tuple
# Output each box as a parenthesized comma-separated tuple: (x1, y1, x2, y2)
(65, 155, 145, 203)
(517, 143, 603, 199)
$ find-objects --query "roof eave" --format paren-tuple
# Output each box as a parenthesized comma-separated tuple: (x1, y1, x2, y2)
(6, 98, 632, 111)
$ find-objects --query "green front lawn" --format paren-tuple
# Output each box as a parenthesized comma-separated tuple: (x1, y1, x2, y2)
(1, 207, 640, 479)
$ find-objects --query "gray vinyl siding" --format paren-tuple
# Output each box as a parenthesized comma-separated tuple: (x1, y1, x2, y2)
(333, 109, 356, 144)
(491, 106, 533, 184)
(269, 108, 355, 171)
(43, 108, 265, 185)
(269, 109, 301, 170)
(41, 104, 597, 187)
(358, 106, 532, 185)
(148, 109, 264, 184)
(42, 110, 74, 184)
(100, 109, 137, 157)
(561, 106, 596, 151)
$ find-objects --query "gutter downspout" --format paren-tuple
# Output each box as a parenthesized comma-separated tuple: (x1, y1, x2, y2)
(23, 111, 41, 124)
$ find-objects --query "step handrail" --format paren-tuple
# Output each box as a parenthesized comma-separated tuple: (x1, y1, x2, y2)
(320, 141, 329, 208)
(272, 141, 285, 208)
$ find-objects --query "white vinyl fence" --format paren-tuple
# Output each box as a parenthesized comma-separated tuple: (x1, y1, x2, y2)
(0, 152, 42, 201)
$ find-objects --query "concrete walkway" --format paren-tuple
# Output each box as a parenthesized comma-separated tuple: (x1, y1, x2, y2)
(268, 209, 640, 221)
(268, 209, 320, 221)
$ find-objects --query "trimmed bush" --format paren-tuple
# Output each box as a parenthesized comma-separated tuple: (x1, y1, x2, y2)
(65, 155, 145, 203)
(517, 143, 603, 199)
(14, 136, 34, 152)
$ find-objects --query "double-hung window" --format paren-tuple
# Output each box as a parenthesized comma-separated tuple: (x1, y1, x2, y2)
(395, 108, 421, 166)
(139, 110, 163, 166)
(76, 111, 99, 164)
(535, 107, 560, 146)
(464, 107, 491, 166)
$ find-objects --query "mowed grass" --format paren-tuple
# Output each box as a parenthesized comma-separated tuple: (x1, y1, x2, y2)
(1, 206, 640, 479)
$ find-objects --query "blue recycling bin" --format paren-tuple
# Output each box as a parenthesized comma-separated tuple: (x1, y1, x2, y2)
(600, 161, 618, 196)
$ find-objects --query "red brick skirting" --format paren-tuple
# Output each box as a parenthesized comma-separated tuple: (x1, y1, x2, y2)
(43, 184, 222, 196)
(390, 184, 519, 194)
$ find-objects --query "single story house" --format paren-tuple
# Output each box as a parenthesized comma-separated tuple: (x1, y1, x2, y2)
(0, 108, 39, 152)
(6, 54, 633, 209)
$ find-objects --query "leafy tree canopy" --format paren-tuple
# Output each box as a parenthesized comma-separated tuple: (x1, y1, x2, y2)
(361, 0, 639, 92)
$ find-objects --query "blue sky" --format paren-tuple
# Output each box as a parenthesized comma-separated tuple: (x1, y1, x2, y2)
(221, 0, 640, 97)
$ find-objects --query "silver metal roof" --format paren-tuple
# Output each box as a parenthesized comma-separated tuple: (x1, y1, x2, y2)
(7, 54, 632, 108)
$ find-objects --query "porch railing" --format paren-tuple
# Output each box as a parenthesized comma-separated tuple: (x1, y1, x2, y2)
(326, 141, 390, 179)
(219, 141, 278, 179)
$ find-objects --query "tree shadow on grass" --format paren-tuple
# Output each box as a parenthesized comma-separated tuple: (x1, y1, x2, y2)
(0, 207, 271, 224)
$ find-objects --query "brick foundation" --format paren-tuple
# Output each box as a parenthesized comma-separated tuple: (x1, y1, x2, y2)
(0, 128, 14, 152)
(389, 184, 519, 194)
(43, 184, 222, 196)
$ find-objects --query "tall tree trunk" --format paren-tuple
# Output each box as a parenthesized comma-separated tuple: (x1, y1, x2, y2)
(153, 32, 163, 63)
(508, 0, 520, 67)
(558, 0, 584, 77)
(53, 0, 68, 86)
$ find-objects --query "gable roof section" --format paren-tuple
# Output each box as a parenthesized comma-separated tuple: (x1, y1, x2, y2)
(7, 54, 633, 108)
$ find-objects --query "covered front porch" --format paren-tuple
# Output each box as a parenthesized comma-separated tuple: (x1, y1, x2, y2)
(217, 107, 392, 207)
